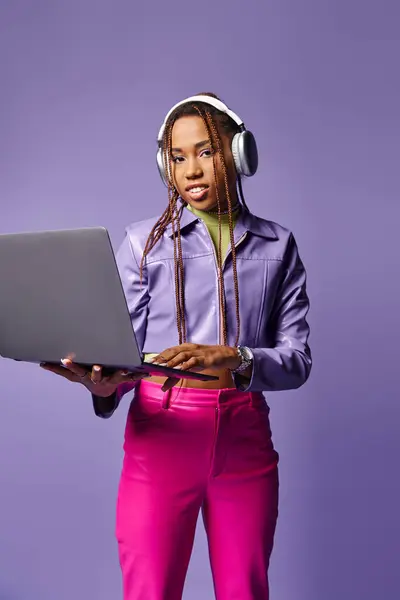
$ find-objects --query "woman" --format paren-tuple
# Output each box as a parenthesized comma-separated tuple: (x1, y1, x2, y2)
(41, 93, 312, 600)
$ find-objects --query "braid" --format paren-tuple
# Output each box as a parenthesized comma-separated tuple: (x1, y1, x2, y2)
(140, 117, 187, 345)
(166, 122, 187, 344)
(204, 110, 241, 347)
(192, 106, 228, 345)
(141, 95, 243, 348)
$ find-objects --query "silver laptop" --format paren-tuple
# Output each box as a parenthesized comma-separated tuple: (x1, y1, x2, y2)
(0, 226, 217, 381)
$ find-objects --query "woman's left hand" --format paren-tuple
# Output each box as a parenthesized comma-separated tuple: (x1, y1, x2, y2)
(150, 343, 241, 390)
(152, 343, 241, 372)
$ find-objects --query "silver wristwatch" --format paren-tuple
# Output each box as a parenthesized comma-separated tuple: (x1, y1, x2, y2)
(231, 346, 254, 374)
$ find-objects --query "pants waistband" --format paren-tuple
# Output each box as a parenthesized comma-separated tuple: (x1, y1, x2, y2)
(137, 379, 265, 408)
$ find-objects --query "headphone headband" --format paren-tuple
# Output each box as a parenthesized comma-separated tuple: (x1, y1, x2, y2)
(157, 95, 245, 144)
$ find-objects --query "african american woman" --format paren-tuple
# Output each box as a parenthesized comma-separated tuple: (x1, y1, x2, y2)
(41, 93, 312, 600)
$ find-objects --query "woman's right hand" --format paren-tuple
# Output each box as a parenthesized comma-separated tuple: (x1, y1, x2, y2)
(40, 358, 146, 397)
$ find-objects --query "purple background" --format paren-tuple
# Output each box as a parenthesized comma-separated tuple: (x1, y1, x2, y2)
(1, 1, 399, 598)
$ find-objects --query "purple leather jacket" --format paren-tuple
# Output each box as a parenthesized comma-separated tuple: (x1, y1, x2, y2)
(93, 205, 311, 417)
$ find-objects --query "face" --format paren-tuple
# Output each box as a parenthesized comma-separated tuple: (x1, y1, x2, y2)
(169, 115, 238, 211)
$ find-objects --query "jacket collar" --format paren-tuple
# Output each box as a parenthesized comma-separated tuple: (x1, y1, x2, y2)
(167, 204, 278, 241)
(236, 207, 278, 240)
(166, 204, 198, 237)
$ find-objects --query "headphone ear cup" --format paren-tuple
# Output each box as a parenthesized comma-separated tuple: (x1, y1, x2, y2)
(156, 148, 168, 187)
(231, 130, 258, 177)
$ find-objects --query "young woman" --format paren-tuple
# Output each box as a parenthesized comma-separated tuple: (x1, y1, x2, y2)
(41, 93, 312, 600)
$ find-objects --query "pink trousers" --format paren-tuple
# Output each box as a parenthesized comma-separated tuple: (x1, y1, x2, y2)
(116, 380, 279, 600)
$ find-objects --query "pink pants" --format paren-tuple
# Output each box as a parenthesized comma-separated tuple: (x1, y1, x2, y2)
(116, 380, 279, 600)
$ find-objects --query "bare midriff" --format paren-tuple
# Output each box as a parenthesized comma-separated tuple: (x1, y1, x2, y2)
(142, 368, 236, 390)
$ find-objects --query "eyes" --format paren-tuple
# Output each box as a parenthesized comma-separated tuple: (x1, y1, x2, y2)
(171, 148, 214, 164)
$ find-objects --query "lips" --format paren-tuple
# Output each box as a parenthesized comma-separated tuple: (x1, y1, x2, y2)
(185, 184, 209, 202)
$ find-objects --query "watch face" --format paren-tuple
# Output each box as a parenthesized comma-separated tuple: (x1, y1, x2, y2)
(241, 346, 252, 361)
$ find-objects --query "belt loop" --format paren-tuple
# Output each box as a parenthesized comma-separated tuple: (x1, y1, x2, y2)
(161, 388, 171, 410)
(248, 392, 253, 407)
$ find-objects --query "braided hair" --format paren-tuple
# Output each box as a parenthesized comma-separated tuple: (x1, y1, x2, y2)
(140, 93, 244, 348)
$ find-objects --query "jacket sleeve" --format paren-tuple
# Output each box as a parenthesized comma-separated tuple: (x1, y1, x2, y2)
(92, 230, 149, 418)
(234, 233, 312, 393)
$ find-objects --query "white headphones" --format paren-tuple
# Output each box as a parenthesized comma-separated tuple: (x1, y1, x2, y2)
(156, 95, 258, 187)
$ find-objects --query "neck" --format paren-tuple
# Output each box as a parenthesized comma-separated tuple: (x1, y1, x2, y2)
(185, 202, 241, 225)
(205, 202, 240, 215)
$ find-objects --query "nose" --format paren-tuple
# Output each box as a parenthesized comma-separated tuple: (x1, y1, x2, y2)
(185, 156, 203, 180)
